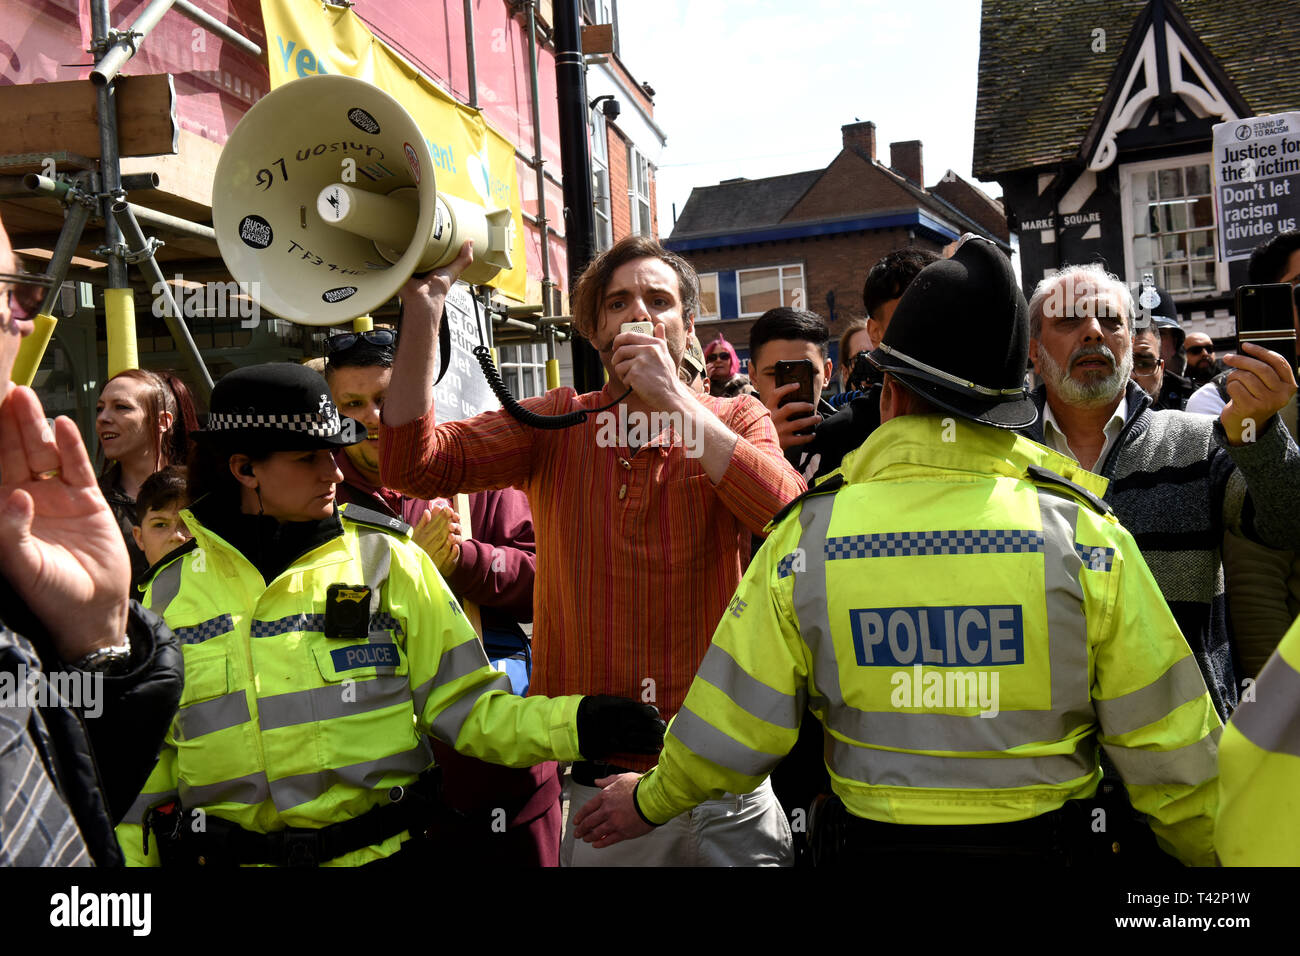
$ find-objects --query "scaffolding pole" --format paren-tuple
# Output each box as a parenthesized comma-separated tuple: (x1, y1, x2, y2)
(111, 201, 214, 397)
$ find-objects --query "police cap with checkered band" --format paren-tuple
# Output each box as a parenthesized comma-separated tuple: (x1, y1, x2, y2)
(195, 362, 364, 451)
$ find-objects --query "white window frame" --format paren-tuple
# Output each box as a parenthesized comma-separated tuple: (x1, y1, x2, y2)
(498, 343, 547, 399)
(627, 144, 652, 237)
(696, 272, 720, 321)
(590, 108, 612, 252)
(736, 263, 806, 317)
(1119, 153, 1228, 299)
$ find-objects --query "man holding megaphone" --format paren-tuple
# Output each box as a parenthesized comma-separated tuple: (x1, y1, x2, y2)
(381, 235, 806, 866)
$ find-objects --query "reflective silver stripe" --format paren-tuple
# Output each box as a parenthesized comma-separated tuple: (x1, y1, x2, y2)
(827, 735, 1095, 789)
(669, 706, 783, 777)
(428, 671, 512, 745)
(123, 789, 178, 826)
(356, 528, 392, 622)
(269, 739, 434, 811)
(436, 639, 493, 687)
(1094, 655, 1209, 737)
(257, 676, 412, 730)
(1229, 653, 1300, 757)
(413, 675, 436, 718)
(175, 690, 251, 741)
(413, 641, 494, 718)
(695, 643, 803, 730)
(148, 560, 183, 615)
(1103, 727, 1221, 787)
(791, 493, 843, 738)
(179, 771, 272, 808)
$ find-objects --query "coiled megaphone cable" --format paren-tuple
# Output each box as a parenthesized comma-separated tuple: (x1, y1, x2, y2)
(466, 293, 630, 430)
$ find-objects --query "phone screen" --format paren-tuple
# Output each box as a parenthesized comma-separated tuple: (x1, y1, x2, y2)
(1236, 283, 1297, 367)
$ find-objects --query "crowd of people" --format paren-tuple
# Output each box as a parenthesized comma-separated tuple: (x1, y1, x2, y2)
(1, 201, 1298, 867)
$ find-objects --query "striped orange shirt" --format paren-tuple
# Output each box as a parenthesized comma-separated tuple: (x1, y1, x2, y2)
(380, 384, 805, 770)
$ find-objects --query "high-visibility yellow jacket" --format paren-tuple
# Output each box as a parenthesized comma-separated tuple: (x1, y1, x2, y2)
(1217, 613, 1300, 865)
(635, 414, 1222, 866)
(116, 501, 582, 866)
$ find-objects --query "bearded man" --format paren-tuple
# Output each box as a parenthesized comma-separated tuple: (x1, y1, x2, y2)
(1020, 263, 1300, 720)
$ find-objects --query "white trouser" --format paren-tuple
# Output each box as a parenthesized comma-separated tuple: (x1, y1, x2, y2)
(560, 776, 793, 867)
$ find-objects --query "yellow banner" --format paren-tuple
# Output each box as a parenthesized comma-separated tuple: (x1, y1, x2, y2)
(259, 0, 527, 301)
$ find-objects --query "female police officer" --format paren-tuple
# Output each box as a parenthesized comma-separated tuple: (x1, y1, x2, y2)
(117, 363, 661, 866)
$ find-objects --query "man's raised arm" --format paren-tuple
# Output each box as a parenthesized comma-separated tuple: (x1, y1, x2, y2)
(383, 240, 475, 427)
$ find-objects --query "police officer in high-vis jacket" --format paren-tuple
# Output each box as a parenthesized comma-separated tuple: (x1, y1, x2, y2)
(573, 237, 1221, 866)
(117, 363, 662, 866)
(1216, 611, 1300, 865)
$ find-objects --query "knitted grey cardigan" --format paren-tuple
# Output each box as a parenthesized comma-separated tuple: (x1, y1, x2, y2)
(1024, 381, 1300, 720)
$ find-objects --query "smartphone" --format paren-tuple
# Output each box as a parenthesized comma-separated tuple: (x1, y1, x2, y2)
(620, 321, 653, 336)
(1236, 283, 1297, 367)
(774, 358, 816, 407)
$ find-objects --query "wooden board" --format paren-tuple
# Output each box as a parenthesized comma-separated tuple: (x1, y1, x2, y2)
(0, 74, 178, 161)
(582, 23, 615, 54)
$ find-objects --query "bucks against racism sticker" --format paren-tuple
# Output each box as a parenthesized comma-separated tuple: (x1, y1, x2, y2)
(322, 286, 358, 304)
(347, 107, 381, 135)
(238, 214, 273, 249)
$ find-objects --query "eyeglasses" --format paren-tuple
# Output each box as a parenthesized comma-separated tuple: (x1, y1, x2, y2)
(1186, 345, 1214, 356)
(326, 328, 397, 354)
(1132, 356, 1163, 373)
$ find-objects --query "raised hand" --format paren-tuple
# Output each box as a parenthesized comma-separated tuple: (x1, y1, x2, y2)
(612, 323, 686, 411)
(768, 382, 821, 450)
(1219, 341, 1299, 445)
(0, 386, 130, 661)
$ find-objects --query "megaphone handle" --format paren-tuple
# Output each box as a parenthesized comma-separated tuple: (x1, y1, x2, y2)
(435, 312, 452, 388)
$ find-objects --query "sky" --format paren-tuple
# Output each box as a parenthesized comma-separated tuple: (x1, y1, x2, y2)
(614, 0, 995, 236)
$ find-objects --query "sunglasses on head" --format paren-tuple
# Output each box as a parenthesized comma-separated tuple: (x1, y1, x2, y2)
(1186, 345, 1214, 356)
(327, 328, 396, 354)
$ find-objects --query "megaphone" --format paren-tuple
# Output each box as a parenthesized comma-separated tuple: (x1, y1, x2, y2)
(212, 74, 514, 326)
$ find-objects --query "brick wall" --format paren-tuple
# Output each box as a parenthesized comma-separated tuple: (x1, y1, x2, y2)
(784, 152, 917, 222)
(682, 228, 946, 359)
(930, 177, 1010, 242)
(607, 123, 631, 239)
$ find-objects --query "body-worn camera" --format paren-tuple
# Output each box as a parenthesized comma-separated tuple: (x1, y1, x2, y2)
(325, 584, 372, 640)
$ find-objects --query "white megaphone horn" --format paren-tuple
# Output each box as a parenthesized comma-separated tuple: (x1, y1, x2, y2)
(212, 74, 514, 326)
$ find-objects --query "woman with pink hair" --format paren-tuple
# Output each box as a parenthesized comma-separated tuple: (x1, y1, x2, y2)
(703, 333, 757, 398)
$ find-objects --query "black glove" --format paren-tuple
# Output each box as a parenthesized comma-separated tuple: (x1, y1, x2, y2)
(576, 695, 665, 759)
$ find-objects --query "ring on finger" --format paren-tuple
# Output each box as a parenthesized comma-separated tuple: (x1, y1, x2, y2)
(35, 467, 61, 481)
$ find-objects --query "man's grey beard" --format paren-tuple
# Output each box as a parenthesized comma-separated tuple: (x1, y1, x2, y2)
(1037, 343, 1132, 409)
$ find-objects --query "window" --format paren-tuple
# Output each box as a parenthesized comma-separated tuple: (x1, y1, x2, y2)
(737, 264, 804, 316)
(627, 145, 652, 237)
(590, 108, 612, 251)
(1122, 157, 1226, 295)
(697, 273, 720, 321)
(497, 343, 547, 399)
